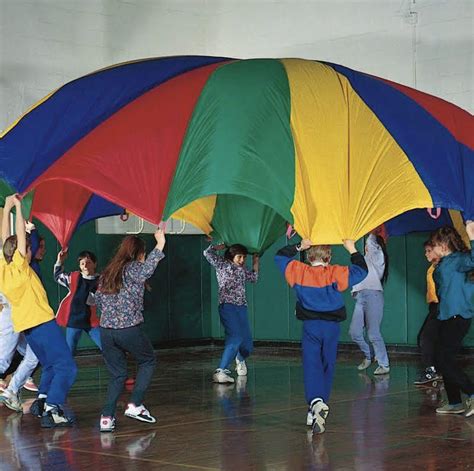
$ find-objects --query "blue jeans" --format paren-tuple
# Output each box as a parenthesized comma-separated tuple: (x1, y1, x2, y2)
(24, 320, 77, 406)
(349, 290, 389, 368)
(66, 327, 102, 356)
(100, 325, 156, 417)
(218, 304, 253, 370)
(302, 319, 340, 404)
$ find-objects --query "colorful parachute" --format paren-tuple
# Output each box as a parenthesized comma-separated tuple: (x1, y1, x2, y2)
(0, 57, 472, 252)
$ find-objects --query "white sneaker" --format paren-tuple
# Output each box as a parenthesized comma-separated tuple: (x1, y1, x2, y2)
(213, 368, 235, 384)
(235, 358, 248, 376)
(374, 365, 390, 375)
(0, 389, 23, 413)
(124, 403, 156, 423)
(357, 358, 372, 371)
(310, 399, 329, 434)
(100, 415, 116, 432)
(306, 408, 313, 426)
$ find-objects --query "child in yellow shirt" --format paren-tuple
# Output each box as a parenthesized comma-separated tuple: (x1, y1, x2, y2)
(0, 195, 77, 427)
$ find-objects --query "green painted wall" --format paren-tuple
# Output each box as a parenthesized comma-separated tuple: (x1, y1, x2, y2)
(36, 221, 473, 350)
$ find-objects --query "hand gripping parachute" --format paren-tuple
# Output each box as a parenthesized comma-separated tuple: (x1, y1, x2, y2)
(0, 57, 472, 252)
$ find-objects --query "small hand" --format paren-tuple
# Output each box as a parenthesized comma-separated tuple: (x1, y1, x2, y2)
(154, 228, 166, 251)
(466, 220, 474, 240)
(57, 248, 68, 264)
(299, 239, 312, 251)
(343, 239, 356, 253)
(25, 220, 36, 233)
(213, 243, 226, 251)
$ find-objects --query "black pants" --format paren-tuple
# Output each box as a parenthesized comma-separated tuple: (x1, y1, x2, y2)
(436, 316, 474, 405)
(418, 303, 441, 369)
(100, 325, 156, 417)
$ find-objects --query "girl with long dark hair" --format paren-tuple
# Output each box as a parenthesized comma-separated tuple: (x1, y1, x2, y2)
(349, 228, 391, 375)
(96, 228, 165, 432)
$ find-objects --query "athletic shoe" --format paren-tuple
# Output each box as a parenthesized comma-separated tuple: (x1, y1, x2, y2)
(414, 367, 442, 385)
(0, 390, 23, 413)
(30, 397, 46, 417)
(23, 378, 38, 392)
(374, 365, 390, 375)
(310, 399, 329, 434)
(464, 398, 473, 418)
(306, 407, 313, 426)
(235, 358, 248, 376)
(100, 415, 116, 432)
(212, 368, 235, 384)
(124, 403, 156, 424)
(436, 403, 465, 415)
(41, 405, 74, 428)
(0, 379, 7, 392)
(357, 359, 372, 371)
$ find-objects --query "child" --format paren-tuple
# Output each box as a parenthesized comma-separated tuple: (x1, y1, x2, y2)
(0, 195, 77, 427)
(429, 223, 474, 417)
(275, 238, 367, 434)
(204, 243, 259, 384)
(349, 231, 390, 375)
(54, 249, 101, 355)
(414, 241, 442, 385)
(0, 292, 39, 411)
(95, 229, 165, 432)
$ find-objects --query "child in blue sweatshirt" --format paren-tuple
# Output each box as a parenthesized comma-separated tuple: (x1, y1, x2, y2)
(275, 238, 367, 434)
(429, 222, 474, 418)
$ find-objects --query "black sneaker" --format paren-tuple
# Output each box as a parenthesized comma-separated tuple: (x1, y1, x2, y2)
(30, 397, 46, 417)
(41, 405, 74, 428)
(414, 367, 442, 385)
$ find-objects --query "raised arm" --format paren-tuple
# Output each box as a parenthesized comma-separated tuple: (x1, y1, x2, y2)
(203, 244, 227, 270)
(54, 249, 71, 289)
(12, 196, 27, 257)
(1, 196, 15, 244)
(458, 221, 474, 272)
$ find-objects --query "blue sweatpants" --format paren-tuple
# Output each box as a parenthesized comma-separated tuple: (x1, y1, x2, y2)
(24, 320, 77, 406)
(218, 304, 253, 370)
(302, 319, 340, 404)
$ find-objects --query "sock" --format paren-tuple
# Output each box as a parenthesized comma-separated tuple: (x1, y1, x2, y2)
(38, 393, 47, 400)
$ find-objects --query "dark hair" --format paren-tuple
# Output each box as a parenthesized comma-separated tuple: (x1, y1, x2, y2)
(99, 236, 146, 294)
(77, 250, 97, 264)
(375, 235, 389, 285)
(224, 244, 248, 261)
(423, 240, 434, 249)
(2, 234, 31, 264)
(429, 226, 469, 254)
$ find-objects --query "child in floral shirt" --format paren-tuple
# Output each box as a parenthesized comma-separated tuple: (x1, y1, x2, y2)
(204, 243, 259, 384)
(95, 229, 165, 432)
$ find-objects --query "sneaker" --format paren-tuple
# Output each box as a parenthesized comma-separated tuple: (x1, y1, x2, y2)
(23, 378, 38, 392)
(464, 398, 473, 418)
(0, 379, 7, 392)
(414, 367, 442, 385)
(436, 403, 465, 415)
(100, 415, 116, 432)
(124, 403, 156, 424)
(310, 399, 329, 434)
(235, 358, 248, 376)
(306, 407, 313, 426)
(41, 405, 74, 428)
(30, 397, 46, 417)
(357, 358, 372, 371)
(0, 390, 23, 413)
(212, 368, 235, 384)
(374, 365, 390, 375)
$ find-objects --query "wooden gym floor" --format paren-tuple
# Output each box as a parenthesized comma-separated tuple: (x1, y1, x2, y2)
(0, 346, 472, 470)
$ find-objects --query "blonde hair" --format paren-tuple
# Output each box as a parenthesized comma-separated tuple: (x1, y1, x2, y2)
(306, 245, 331, 264)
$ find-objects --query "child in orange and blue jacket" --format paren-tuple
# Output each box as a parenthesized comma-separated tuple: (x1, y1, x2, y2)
(275, 238, 367, 434)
